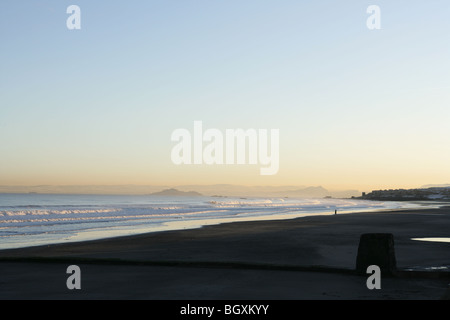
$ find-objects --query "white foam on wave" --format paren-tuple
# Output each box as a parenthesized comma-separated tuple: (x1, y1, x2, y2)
(0, 209, 229, 226)
(208, 199, 274, 207)
(1, 208, 122, 217)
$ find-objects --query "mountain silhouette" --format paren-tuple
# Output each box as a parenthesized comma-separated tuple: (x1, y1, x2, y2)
(149, 188, 203, 196)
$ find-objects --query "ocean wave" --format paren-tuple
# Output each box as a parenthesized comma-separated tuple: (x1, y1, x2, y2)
(1, 208, 122, 217)
(0, 209, 230, 225)
(0, 194, 417, 249)
(207, 199, 282, 207)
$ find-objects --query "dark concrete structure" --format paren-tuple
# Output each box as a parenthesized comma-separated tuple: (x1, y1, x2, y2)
(356, 233, 397, 276)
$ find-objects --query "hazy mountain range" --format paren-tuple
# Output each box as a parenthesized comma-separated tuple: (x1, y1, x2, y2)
(421, 184, 450, 188)
(0, 184, 360, 198)
(149, 188, 203, 197)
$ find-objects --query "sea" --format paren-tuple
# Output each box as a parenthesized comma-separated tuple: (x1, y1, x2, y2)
(0, 193, 428, 249)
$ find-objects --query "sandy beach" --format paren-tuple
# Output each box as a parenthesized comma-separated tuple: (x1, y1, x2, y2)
(1, 206, 449, 300)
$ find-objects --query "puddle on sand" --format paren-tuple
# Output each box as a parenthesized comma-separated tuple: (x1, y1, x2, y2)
(406, 238, 450, 272)
(411, 237, 450, 243)
(404, 265, 450, 272)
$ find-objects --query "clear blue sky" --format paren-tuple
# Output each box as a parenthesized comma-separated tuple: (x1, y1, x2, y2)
(1, 1, 449, 190)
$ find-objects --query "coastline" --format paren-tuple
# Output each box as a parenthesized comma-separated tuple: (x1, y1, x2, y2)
(0, 194, 433, 251)
(1, 206, 449, 299)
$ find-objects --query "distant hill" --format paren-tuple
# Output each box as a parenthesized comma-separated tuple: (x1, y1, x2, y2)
(0, 184, 359, 198)
(280, 186, 329, 197)
(421, 184, 450, 188)
(149, 188, 203, 197)
(175, 184, 360, 198)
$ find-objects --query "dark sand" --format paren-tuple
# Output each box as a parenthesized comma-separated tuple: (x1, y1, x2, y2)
(1, 206, 449, 300)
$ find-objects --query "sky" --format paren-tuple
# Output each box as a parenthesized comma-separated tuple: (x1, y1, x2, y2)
(1, 1, 449, 192)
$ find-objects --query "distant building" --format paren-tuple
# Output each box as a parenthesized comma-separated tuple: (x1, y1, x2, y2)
(359, 187, 450, 201)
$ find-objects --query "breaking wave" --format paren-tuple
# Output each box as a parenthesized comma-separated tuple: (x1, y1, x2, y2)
(0, 193, 421, 249)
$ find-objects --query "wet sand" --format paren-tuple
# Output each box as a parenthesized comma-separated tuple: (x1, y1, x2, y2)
(1, 206, 449, 300)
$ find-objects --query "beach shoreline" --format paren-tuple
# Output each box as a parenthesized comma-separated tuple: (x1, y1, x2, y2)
(0, 194, 427, 251)
(1, 206, 449, 299)
(0, 198, 439, 251)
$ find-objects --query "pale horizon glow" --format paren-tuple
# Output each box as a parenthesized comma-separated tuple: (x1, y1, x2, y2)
(1, 1, 450, 193)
